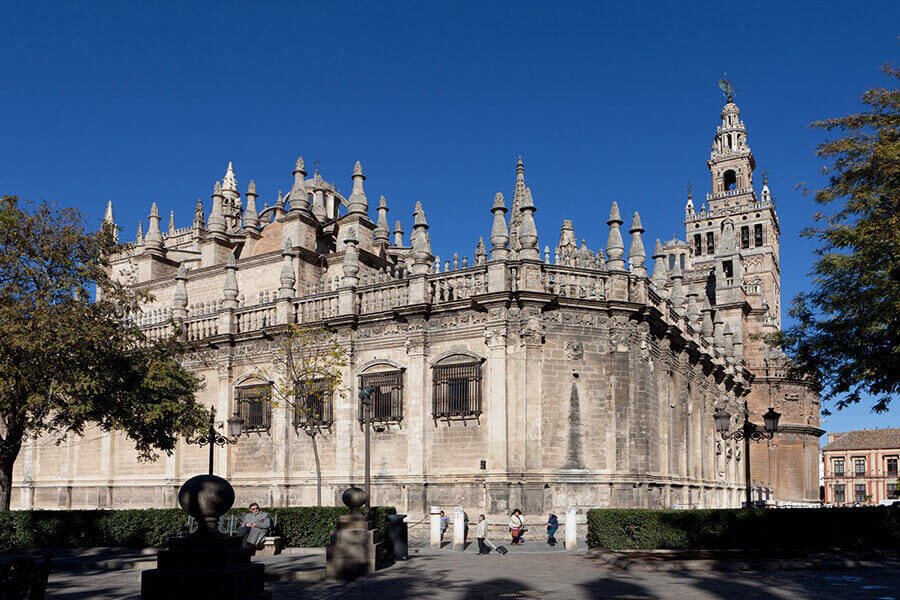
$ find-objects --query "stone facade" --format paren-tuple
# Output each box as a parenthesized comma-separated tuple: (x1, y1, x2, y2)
(12, 95, 822, 516)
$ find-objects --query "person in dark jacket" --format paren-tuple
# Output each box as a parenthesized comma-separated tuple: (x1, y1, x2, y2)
(546, 513, 559, 546)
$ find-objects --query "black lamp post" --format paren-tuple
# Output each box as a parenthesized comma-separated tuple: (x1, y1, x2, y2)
(358, 385, 377, 516)
(187, 406, 245, 475)
(714, 406, 780, 508)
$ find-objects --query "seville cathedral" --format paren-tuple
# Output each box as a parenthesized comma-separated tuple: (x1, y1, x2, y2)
(12, 94, 822, 515)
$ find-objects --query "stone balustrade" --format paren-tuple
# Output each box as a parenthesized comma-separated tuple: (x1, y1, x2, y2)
(235, 302, 277, 333)
(357, 280, 409, 314)
(184, 314, 219, 341)
(429, 266, 488, 303)
(294, 292, 339, 324)
(541, 264, 606, 299)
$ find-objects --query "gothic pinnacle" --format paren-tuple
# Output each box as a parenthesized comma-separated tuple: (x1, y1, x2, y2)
(223, 251, 239, 308)
(346, 160, 369, 215)
(669, 254, 685, 315)
(490, 192, 509, 261)
(393, 219, 404, 247)
(518, 187, 539, 260)
(374, 195, 390, 246)
(290, 157, 309, 212)
(208, 181, 227, 234)
(136, 220, 144, 245)
(411, 201, 433, 274)
(651, 239, 667, 290)
(243, 180, 260, 231)
(279, 237, 295, 298)
(605, 202, 625, 270)
(103, 201, 118, 242)
(145, 202, 164, 251)
(168, 210, 176, 236)
(222, 161, 237, 192)
(476, 237, 487, 265)
(173, 263, 188, 316)
(341, 226, 360, 288)
(628, 211, 646, 277)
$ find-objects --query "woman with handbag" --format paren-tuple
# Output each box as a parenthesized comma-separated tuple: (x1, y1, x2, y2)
(509, 509, 525, 545)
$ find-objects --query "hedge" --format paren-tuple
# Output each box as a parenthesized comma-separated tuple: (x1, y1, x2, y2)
(587, 507, 900, 551)
(0, 506, 395, 552)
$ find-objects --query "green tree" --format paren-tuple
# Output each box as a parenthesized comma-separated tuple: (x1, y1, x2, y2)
(258, 324, 348, 507)
(771, 65, 899, 413)
(0, 197, 208, 510)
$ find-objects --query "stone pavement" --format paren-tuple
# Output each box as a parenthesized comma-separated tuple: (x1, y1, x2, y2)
(45, 548, 900, 599)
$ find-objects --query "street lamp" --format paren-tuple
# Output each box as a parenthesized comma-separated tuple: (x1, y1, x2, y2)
(714, 406, 781, 508)
(186, 406, 245, 475)
(358, 385, 377, 516)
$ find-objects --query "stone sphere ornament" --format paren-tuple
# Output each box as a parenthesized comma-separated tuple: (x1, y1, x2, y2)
(342, 486, 367, 513)
(178, 474, 235, 536)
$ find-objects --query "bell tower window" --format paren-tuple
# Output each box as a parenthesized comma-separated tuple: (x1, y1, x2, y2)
(693, 234, 702, 256)
(754, 224, 764, 246)
(706, 232, 715, 255)
(740, 226, 750, 249)
(723, 170, 737, 191)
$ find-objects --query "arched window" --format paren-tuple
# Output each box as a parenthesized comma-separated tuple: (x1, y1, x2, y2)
(359, 364, 404, 425)
(723, 170, 737, 191)
(432, 355, 483, 421)
(235, 378, 273, 432)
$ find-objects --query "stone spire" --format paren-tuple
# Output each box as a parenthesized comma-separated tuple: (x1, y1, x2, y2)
(136, 220, 144, 245)
(222, 161, 237, 193)
(393, 220, 404, 247)
(193, 199, 205, 230)
(207, 181, 227, 234)
(290, 157, 309, 212)
(509, 156, 526, 241)
(279, 238, 295, 298)
(223, 251, 239, 309)
(605, 202, 626, 270)
(311, 175, 327, 221)
(103, 201, 118, 242)
(341, 226, 360, 288)
(243, 180, 260, 231)
(650, 239, 667, 290)
(685, 184, 694, 217)
(165, 210, 174, 236)
(373, 195, 390, 248)
(144, 203, 164, 252)
(701, 298, 715, 346)
(686, 289, 700, 326)
(346, 161, 369, 216)
(669, 256, 685, 315)
(518, 187, 539, 260)
(544, 246, 550, 264)
(172, 263, 188, 318)
(628, 211, 646, 277)
(475, 237, 487, 265)
(489, 193, 509, 261)
(411, 202, 433, 275)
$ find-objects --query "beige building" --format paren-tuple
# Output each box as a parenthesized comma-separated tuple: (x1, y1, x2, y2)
(823, 429, 900, 506)
(12, 93, 822, 517)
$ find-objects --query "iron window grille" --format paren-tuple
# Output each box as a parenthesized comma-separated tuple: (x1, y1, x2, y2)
(833, 484, 845, 504)
(293, 379, 333, 429)
(432, 360, 482, 422)
(358, 370, 404, 425)
(235, 384, 272, 432)
(855, 484, 867, 503)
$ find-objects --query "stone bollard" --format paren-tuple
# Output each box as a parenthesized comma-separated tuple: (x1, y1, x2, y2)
(565, 506, 577, 552)
(452, 506, 465, 551)
(430, 506, 442, 548)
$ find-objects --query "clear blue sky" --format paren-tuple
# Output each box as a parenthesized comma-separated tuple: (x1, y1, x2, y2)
(2, 1, 897, 435)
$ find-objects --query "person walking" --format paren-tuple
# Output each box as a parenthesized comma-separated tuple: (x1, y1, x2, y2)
(439, 510, 450, 544)
(509, 509, 525, 545)
(546, 513, 559, 546)
(475, 514, 490, 554)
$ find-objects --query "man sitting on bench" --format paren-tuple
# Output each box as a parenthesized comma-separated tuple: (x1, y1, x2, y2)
(239, 503, 271, 550)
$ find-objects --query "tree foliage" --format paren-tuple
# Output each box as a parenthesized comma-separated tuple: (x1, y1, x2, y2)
(0, 197, 208, 509)
(771, 65, 900, 413)
(256, 324, 349, 506)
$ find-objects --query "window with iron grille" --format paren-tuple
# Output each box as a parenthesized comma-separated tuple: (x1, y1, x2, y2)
(359, 370, 403, 424)
(855, 458, 866, 477)
(887, 457, 898, 477)
(293, 379, 333, 428)
(833, 459, 845, 476)
(432, 360, 482, 420)
(855, 483, 867, 503)
(235, 384, 272, 432)
(833, 484, 845, 504)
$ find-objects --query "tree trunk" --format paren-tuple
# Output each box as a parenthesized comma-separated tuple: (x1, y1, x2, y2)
(0, 450, 17, 511)
(311, 433, 322, 507)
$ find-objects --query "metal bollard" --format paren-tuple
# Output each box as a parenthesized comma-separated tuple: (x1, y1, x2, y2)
(386, 514, 409, 560)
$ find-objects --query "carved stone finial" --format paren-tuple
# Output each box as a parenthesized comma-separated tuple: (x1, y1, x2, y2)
(605, 201, 625, 270)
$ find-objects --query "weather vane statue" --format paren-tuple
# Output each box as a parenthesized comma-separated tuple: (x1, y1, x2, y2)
(718, 73, 735, 103)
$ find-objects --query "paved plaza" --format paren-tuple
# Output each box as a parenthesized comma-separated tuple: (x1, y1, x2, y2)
(45, 547, 900, 600)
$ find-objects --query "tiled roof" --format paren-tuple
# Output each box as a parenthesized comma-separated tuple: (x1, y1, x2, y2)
(823, 429, 900, 452)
